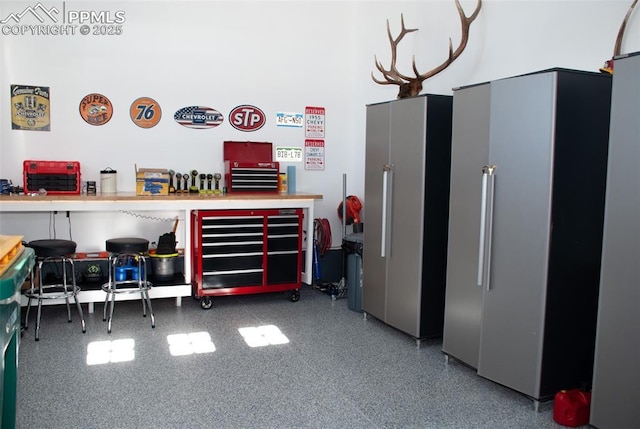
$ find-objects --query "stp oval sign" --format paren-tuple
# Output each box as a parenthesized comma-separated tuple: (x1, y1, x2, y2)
(229, 104, 266, 131)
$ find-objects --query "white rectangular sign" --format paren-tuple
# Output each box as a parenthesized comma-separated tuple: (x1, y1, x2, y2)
(275, 146, 303, 162)
(304, 139, 325, 170)
(305, 106, 325, 138)
(276, 112, 303, 128)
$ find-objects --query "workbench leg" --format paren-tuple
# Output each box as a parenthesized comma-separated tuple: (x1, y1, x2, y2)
(175, 296, 182, 307)
(88, 302, 95, 314)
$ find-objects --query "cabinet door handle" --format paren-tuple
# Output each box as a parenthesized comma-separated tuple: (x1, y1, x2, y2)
(381, 164, 393, 258)
(477, 165, 496, 290)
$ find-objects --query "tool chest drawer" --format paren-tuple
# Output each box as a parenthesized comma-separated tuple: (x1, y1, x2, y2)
(224, 162, 279, 193)
(191, 208, 303, 309)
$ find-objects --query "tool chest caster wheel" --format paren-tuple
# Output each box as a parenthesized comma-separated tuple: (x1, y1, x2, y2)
(200, 297, 212, 309)
(289, 290, 300, 302)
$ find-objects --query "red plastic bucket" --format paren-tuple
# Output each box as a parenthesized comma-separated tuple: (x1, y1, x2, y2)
(553, 389, 591, 427)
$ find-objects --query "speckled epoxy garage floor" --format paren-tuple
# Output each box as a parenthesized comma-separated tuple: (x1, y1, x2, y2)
(16, 285, 580, 429)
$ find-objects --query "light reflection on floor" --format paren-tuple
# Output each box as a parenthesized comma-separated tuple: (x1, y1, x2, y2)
(238, 324, 290, 347)
(86, 338, 135, 365)
(85, 325, 290, 364)
(167, 331, 216, 356)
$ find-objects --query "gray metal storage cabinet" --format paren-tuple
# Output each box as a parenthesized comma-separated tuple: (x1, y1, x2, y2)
(442, 69, 612, 404)
(590, 52, 640, 429)
(363, 94, 452, 342)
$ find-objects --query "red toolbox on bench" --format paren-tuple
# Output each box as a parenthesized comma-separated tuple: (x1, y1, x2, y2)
(223, 141, 279, 193)
(23, 160, 81, 194)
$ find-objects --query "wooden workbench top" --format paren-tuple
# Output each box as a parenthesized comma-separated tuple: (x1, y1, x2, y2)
(0, 192, 323, 202)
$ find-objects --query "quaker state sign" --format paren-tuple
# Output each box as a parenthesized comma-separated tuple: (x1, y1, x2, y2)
(11, 84, 51, 131)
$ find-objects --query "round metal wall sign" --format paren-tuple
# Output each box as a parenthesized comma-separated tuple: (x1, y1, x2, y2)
(130, 96, 162, 128)
(79, 93, 113, 126)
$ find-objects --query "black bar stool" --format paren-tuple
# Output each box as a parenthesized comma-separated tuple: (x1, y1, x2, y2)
(102, 238, 155, 333)
(24, 239, 86, 341)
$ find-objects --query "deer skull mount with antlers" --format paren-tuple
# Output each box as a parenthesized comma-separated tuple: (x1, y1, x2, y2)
(372, 0, 482, 99)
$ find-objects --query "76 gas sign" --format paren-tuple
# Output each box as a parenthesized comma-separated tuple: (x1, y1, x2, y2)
(229, 104, 266, 131)
(130, 96, 161, 128)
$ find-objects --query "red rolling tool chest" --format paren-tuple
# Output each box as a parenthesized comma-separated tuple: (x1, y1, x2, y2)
(191, 208, 303, 309)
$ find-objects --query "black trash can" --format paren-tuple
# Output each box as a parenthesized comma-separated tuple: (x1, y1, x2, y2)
(343, 232, 363, 312)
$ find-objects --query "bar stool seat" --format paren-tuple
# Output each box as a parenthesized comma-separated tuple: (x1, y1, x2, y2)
(102, 238, 155, 333)
(28, 239, 77, 257)
(24, 239, 86, 341)
(106, 237, 149, 254)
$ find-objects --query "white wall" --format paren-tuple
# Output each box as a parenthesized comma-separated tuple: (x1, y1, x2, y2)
(1, 0, 638, 250)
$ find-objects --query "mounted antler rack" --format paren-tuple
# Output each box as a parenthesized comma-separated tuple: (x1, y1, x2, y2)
(372, 0, 482, 99)
(600, 0, 638, 74)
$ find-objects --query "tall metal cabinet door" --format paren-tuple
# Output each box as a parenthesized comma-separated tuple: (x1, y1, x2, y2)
(363, 102, 391, 321)
(385, 96, 428, 337)
(477, 72, 556, 398)
(590, 53, 640, 429)
(442, 83, 491, 368)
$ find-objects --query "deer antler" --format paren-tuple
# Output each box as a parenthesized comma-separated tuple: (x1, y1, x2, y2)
(372, 0, 482, 99)
(372, 14, 419, 87)
(614, 0, 638, 56)
(600, 0, 638, 74)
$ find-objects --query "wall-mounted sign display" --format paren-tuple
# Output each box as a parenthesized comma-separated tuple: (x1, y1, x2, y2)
(229, 104, 266, 131)
(79, 93, 113, 126)
(304, 139, 325, 170)
(275, 146, 303, 162)
(130, 97, 161, 128)
(174, 106, 223, 129)
(11, 84, 50, 131)
(305, 106, 325, 138)
(276, 112, 303, 128)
